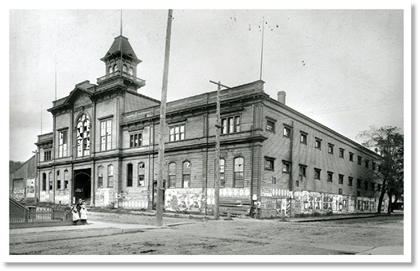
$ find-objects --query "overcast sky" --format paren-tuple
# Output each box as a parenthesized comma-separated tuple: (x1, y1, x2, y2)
(8, 7, 406, 162)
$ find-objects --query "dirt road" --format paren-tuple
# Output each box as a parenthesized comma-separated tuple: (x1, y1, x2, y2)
(10, 212, 403, 255)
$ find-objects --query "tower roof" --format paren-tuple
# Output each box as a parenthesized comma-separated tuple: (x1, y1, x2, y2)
(101, 35, 141, 63)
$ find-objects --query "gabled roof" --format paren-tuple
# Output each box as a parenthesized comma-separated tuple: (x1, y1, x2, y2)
(48, 81, 95, 112)
(101, 35, 140, 63)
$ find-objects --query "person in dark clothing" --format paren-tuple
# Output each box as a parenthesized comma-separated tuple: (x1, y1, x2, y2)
(76, 198, 84, 217)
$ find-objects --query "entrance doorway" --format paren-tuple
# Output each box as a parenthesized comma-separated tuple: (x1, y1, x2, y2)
(74, 168, 91, 204)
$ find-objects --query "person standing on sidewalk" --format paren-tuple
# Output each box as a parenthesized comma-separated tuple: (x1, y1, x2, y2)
(80, 204, 88, 225)
(71, 205, 79, 225)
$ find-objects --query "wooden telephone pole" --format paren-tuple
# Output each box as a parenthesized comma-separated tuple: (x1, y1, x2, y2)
(156, 9, 173, 227)
(209, 80, 229, 220)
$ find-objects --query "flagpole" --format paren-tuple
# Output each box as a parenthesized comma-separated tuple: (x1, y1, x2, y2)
(259, 17, 264, 81)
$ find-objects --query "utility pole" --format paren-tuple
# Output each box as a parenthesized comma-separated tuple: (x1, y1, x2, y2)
(156, 9, 173, 227)
(209, 80, 229, 220)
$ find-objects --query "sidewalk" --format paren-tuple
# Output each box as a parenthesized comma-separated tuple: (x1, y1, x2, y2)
(9, 220, 189, 244)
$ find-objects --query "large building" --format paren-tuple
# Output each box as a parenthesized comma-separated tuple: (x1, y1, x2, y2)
(22, 33, 386, 218)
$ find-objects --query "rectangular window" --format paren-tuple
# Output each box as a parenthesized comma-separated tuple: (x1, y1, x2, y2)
(169, 124, 185, 141)
(56, 180, 61, 190)
(328, 144, 334, 154)
(339, 148, 344, 158)
(64, 180, 69, 189)
(101, 119, 112, 151)
(339, 188, 343, 195)
(315, 138, 322, 149)
(44, 150, 52, 161)
(365, 160, 369, 168)
(266, 120, 275, 133)
(339, 174, 344, 184)
(349, 152, 354, 162)
(283, 126, 292, 138)
(327, 171, 333, 182)
(98, 166, 103, 188)
(282, 161, 291, 173)
(299, 164, 307, 179)
(348, 177, 353, 186)
(358, 156, 362, 165)
(169, 163, 176, 188)
(221, 116, 240, 134)
(314, 168, 321, 180)
(300, 132, 307, 144)
(265, 157, 275, 171)
(372, 162, 376, 171)
(58, 130, 68, 158)
(357, 179, 361, 188)
(130, 132, 143, 148)
(234, 157, 244, 187)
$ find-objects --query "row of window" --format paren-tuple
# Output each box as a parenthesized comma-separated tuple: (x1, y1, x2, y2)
(266, 120, 378, 171)
(122, 158, 245, 189)
(277, 160, 380, 191)
(47, 114, 244, 160)
(41, 170, 70, 191)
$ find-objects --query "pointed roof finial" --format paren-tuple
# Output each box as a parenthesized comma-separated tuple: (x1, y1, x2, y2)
(120, 9, 123, 36)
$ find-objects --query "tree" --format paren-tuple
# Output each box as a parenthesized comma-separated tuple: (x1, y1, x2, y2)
(357, 126, 404, 214)
(9, 160, 23, 175)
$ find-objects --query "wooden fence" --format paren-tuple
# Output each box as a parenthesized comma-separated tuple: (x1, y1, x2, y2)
(9, 206, 70, 224)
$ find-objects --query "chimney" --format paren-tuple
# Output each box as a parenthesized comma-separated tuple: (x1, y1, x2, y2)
(277, 91, 286, 104)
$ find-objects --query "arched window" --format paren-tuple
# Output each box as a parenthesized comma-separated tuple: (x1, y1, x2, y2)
(168, 163, 176, 188)
(76, 113, 90, 157)
(234, 157, 244, 187)
(98, 166, 104, 188)
(56, 170, 61, 190)
(108, 65, 113, 74)
(122, 65, 127, 73)
(127, 164, 133, 187)
(108, 165, 114, 188)
(138, 162, 145, 187)
(182, 161, 191, 188)
(129, 67, 134, 76)
(48, 172, 52, 190)
(113, 64, 118, 72)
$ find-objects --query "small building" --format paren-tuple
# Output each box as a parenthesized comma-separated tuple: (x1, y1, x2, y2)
(21, 32, 386, 218)
(10, 155, 37, 203)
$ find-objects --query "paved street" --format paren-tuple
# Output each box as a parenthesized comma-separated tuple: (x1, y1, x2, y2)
(9, 211, 404, 257)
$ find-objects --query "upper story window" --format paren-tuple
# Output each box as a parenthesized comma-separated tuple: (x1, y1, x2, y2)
(315, 138, 322, 149)
(169, 124, 185, 142)
(129, 67, 134, 76)
(357, 179, 362, 188)
(349, 152, 354, 162)
(299, 164, 307, 179)
(328, 144, 334, 154)
(44, 150, 52, 162)
(327, 171, 333, 182)
(130, 132, 143, 148)
(339, 148, 344, 158)
(222, 116, 240, 134)
(372, 162, 377, 171)
(282, 160, 291, 174)
(76, 113, 90, 157)
(365, 160, 369, 168)
(100, 119, 112, 151)
(283, 125, 292, 138)
(357, 156, 362, 165)
(348, 177, 353, 186)
(58, 130, 68, 158)
(266, 120, 275, 133)
(300, 132, 308, 144)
